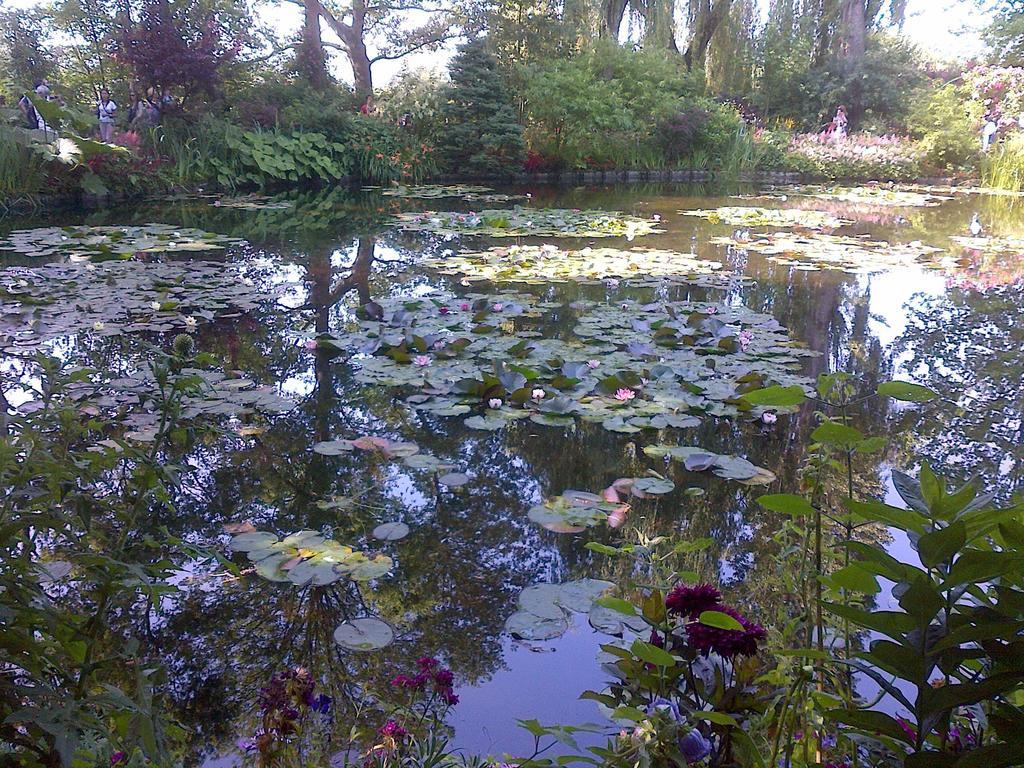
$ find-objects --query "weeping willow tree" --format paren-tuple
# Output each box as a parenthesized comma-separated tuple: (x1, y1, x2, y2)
(706, 0, 757, 94)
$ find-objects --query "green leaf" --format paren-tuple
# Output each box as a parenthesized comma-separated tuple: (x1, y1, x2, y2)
(825, 709, 914, 744)
(918, 521, 966, 568)
(811, 420, 864, 448)
(594, 596, 637, 616)
(695, 711, 739, 726)
(846, 499, 928, 535)
(757, 493, 815, 518)
(739, 384, 806, 407)
(698, 610, 744, 631)
(629, 639, 677, 667)
(823, 602, 915, 640)
(877, 380, 938, 402)
(825, 564, 880, 594)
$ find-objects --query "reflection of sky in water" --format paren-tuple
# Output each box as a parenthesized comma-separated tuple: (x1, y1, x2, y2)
(2, 183, 1023, 762)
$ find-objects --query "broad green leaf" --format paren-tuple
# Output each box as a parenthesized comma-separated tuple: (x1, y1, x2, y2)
(739, 385, 806, 407)
(698, 610, 744, 631)
(757, 493, 815, 518)
(877, 381, 938, 403)
(630, 639, 677, 667)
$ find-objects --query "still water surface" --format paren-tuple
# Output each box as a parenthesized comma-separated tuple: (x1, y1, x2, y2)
(2, 182, 1021, 763)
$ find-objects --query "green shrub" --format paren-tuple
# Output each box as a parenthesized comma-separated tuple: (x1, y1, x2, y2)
(908, 84, 981, 173)
(0, 125, 48, 204)
(519, 43, 712, 169)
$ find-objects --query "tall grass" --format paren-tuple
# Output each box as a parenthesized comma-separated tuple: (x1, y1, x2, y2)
(982, 133, 1024, 192)
(0, 128, 48, 209)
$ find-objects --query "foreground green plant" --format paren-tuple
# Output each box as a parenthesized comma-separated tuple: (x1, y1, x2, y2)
(0, 352, 226, 767)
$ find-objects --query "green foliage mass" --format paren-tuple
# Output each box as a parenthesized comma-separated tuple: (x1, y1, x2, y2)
(438, 40, 525, 176)
(908, 84, 982, 173)
(519, 43, 731, 170)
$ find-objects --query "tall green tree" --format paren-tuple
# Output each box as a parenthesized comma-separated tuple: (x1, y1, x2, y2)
(438, 39, 524, 175)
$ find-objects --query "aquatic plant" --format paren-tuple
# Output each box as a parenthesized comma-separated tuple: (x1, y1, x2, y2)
(394, 207, 665, 239)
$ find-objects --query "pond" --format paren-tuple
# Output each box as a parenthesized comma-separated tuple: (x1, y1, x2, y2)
(3, 181, 1022, 765)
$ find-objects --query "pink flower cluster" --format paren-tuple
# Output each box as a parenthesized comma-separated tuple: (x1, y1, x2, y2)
(965, 66, 1024, 121)
(787, 133, 923, 180)
(390, 656, 459, 706)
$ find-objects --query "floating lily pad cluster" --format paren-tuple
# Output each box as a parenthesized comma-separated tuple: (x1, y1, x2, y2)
(950, 235, 1024, 256)
(93, 368, 294, 442)
(0, 260, 278, 355)
(229, 527, 394, 585)
(643, 444, 776, 485)
(0, 224, 244, 261)
(711, 232, 956, 274)
(505, 578, 641, 641)
(422, 244, 736, 289)
(528, 490, 629, 534)
(315, 290, 814, 435)
(680, 206, 851, 230)
(212, 194, 294, 210)
(376, 184, 527, 204)
(395, 207, 665, 239)
(805, 186, 951, 208)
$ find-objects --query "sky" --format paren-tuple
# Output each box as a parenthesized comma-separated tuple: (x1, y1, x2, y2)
(1, 0, 994, 86)
(259, 0, 994, 87)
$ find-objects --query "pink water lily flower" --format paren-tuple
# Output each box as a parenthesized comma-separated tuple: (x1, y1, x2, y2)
(488, 398, 502, 409)
(413, 355, 431, 367)
(302, 339, 318, 350)
(439, 306, 450, 315)
(738, 330, 754, 349)
(492, 303, 504, 311)
(459, 302, 470, 311)
(615, 388, 635, 402)
(587, 360, 600, 369)
(762, 411, 778, 424)
(531, 388, 545, 401)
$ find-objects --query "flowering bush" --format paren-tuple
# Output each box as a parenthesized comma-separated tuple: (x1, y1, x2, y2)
(785, 133, 924, 180)
(963, 66, 1024, 123)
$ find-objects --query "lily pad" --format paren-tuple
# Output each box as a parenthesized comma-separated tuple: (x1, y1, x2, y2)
(313, 439, 355, 455)
(681, 206, 851, 230)
(395, 207, 665, 239)
(424, 244, 735, 289)
(0, 224, 243, 260)
(372, 522, 410, 541)
(712, 231, 955, 274)
(438, 472, 470, 487)
(333, 617, 395, 651)
(229, 529, 393, 586)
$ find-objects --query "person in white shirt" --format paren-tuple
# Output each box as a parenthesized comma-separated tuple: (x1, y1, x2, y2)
(97, 89, 117, 142)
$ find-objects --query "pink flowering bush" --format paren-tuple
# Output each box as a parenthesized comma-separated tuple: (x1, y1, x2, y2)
(785, 132, 924, 180)
(964, 66, 1024, 122)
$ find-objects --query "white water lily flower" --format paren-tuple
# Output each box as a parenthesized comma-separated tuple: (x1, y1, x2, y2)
(531, 388, 545, 401)
(184, 316, 198, 329)
(150, 301, 162, 311)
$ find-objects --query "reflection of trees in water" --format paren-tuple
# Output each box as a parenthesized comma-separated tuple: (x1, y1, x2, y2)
(17, 191, 972, 762)
(891, 284, 1024, 499)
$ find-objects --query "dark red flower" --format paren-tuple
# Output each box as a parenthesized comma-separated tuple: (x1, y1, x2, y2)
(378, 719, 409, 739)
(685, 605, 766, 658)
(433, 668, 454, 687)
(665, 583, 722, 618)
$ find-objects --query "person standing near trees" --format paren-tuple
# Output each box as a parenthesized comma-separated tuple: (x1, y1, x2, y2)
(832, 105, 848, 142)
(96, 89, 117, 141)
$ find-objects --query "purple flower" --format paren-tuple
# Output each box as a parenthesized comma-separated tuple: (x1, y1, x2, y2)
(685, 605, 766, 658)
(417, 656, 440, 670)
(110, 752, 128, 766)
(378, 719, 409, 739)
(310, 693, 332, 714)
(665, 583, 722, 618)
(433, 669, 454, 687)
(680, 730, 712, 763)
(442, 690, 460, 706)
(646, 697, 681, 722)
